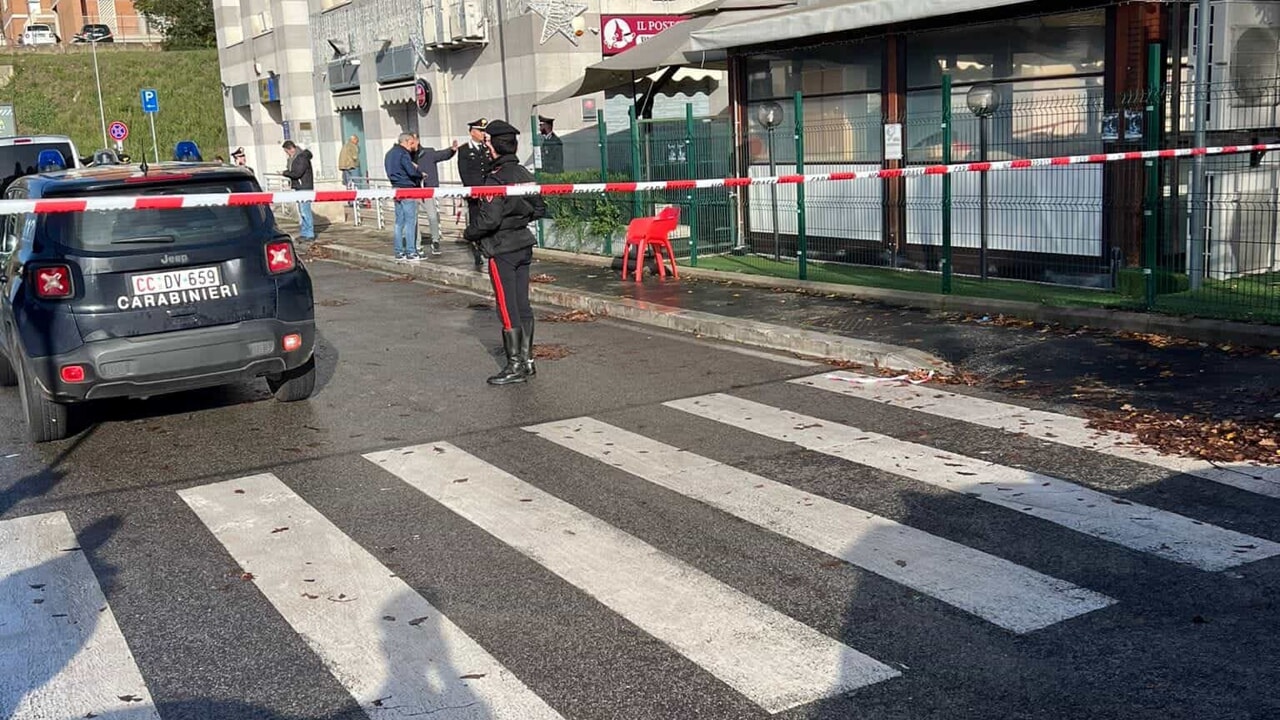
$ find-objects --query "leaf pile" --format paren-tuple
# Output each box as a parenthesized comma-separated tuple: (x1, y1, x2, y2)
(533, 344, 573, 360)
(541, 310, 597, 323)
(1085, 407, 1280, 465)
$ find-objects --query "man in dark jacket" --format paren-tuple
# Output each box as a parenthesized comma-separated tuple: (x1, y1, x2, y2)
(384, 133, 423, 262)
(413, 135, 458, 256)
(463, 120, 547, 386)
(457, 118, 490, 270)
(281, 141, 315, 241)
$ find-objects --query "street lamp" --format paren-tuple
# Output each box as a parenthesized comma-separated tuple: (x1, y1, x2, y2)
(966, 83, 1000, 281)
(89, 34, 109, 150)
(756, 100, 784, 262)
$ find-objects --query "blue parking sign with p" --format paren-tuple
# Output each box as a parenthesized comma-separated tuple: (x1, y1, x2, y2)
(141, 89, 159, 114)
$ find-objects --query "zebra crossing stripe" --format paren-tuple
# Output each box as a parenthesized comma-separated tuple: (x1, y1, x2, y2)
(794, 371, 1280, 500)
(365, 442, 901, 714)
(178, 474, 565, 720)
(526, 417, 1115, 634)
(0, 512, 158, 720)
(666, 394, 1280, 572)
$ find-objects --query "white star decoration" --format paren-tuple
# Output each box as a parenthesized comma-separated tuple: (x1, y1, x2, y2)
(527, 0, 588, 45)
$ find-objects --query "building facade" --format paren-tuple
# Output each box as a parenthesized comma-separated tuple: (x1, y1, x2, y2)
(215, 0, 720, 186)
(2, 0, 152, 45)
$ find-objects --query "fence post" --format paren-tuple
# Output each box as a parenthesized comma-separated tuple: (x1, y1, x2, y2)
(794, 90, 807, 281)
(598, 109, 611, 256)
(531, 114, 544, 248)
(629, 105, 642, 220)
(941, 73, 953, 294)
(1143, 43, 1161, 309)
(685, 103, 700, 266)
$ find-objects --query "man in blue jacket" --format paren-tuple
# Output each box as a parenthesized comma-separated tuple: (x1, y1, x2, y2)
(384, 133, 423, 262)
(413, 135, 459, 256)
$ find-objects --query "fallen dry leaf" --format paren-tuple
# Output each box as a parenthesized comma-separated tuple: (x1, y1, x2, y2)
(1085, 407, 1280, 465)
(530, 273, 557, 283)
(541, 309, 597, 323)
(533, 344, 572, 360)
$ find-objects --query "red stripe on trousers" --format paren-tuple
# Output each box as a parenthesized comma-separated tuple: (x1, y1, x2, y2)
(489, 258, 513, 330)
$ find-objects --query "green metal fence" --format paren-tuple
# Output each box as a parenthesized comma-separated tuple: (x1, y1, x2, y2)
(528, 67, 1280, 325)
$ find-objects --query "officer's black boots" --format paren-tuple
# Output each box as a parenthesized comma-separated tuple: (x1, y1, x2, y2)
(487, 328, 528, 385)
(521, 319, 536, 376)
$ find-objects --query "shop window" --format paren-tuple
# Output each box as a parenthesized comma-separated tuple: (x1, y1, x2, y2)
(905, 9, 1105, 89)
(745, 40, 882, 102)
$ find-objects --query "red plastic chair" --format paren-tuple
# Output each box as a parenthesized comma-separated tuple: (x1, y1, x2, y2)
(647, 206, 681, 281)
(620, 217, 655, 281)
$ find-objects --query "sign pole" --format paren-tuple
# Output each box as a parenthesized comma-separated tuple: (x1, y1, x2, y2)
(148, 112, 159, 164)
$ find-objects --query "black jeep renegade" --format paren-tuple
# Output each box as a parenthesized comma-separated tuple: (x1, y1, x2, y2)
(0, 163, 316, 442)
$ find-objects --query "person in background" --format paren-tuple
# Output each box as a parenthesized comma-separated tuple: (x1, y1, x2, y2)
(537, 115, 563, 175)
(384, 133, 424, 262)
(413, 135, 459, 257)
(464, 120, 546, 386)
(457, 118, 490, 271)
(281, 140, 315, 242)
(338, 135, 361, 188)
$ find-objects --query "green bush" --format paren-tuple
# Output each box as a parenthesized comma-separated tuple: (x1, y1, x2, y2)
(1116, 268, 1190, 299)
(538, 170, 633, 252)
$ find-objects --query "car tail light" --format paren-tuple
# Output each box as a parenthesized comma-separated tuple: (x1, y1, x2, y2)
(33, 265, 73, 299)
(266, 241, 296, 274)
(60, 365, 86, 383)
(282, 334, 302, 352)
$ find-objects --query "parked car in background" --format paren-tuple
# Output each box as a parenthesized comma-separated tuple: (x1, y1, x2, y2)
(21, 24, 58, 46)
(0, 135, 81, 193)
(73, 24, 113, 43)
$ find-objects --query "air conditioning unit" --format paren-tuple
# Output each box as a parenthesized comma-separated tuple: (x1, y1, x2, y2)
(450, 0, 487, 43)
(1189, 0, 1280, 132)
(423, 0, 456, 48)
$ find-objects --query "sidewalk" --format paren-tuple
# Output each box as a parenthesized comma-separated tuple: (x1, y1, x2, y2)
(294, 215, 1280, 464)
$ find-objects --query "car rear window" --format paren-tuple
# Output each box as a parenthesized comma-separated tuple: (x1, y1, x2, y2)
(28, 24, 50, 31)
(39, 181, 274, 250)
(1, 143, 74, 190)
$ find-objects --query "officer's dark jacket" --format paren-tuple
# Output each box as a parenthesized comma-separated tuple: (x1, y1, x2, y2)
(457, 141, 491, 188)
(463, 153, 546, 257)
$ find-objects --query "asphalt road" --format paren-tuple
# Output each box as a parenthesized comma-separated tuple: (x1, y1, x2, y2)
(2, 260, 1278, 720)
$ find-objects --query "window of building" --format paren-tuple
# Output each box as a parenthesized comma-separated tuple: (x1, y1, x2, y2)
(249, 10, 273, 37)
(903, 9, 1106, 164)
(744, 39, 883, 164)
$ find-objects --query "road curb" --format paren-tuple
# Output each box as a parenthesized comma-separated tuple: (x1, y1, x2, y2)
(532, 248, 1280, 347)
(321, 244, 953, 374)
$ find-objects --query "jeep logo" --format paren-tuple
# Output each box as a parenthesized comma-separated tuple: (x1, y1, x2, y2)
(160, 254, 190, 266)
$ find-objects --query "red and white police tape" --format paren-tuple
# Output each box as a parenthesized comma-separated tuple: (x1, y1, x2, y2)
(3, 142, 1278, 216)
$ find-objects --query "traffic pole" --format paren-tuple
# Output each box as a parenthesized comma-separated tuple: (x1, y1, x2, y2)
(148, 112, 159, 164)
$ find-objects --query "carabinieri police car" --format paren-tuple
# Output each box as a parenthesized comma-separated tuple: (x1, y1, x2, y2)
(0, 158, 316, 442)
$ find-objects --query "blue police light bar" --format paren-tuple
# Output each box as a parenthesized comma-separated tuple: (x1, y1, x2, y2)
(36, 149, 67, 172)
(173, 140, 202, 162)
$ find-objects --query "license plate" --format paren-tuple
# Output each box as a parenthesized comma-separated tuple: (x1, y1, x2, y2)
(129, 266, 221, 296)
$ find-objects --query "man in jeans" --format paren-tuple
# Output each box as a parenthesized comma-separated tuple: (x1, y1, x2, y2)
(413, 135, 459, 256)
(338, 135, 361, 188)
(281, 141, 315, 242)
(384, 133, 423, 262)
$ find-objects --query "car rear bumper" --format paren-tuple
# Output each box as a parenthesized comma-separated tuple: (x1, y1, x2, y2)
(26, 318, 316, 402)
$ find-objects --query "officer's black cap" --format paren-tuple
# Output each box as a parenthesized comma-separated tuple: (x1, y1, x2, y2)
(485, 120, 520, 137)
(467, 118, 488, 129)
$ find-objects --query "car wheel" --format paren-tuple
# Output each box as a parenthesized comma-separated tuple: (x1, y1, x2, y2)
(267, 356, 316, 402)
(0, 352, 16, 387)
(16, 354, 69, 442)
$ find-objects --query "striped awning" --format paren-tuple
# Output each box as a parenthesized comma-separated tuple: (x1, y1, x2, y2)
(332, 91, 361, 111)
(379, 82, 416, 107)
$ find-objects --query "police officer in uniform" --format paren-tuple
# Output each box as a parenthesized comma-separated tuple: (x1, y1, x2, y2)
(463, 119, 546, 386)
(457, 118, 491, 271)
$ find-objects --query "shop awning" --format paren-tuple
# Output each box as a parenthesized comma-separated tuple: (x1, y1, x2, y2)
(688, 0, 1037, 51)
(379, 83, 416, 106)
(537, 3, 793, 105)
(332, 91, 361, 111)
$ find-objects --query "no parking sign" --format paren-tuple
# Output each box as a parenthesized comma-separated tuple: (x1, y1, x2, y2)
(108, 121, 129, 142)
